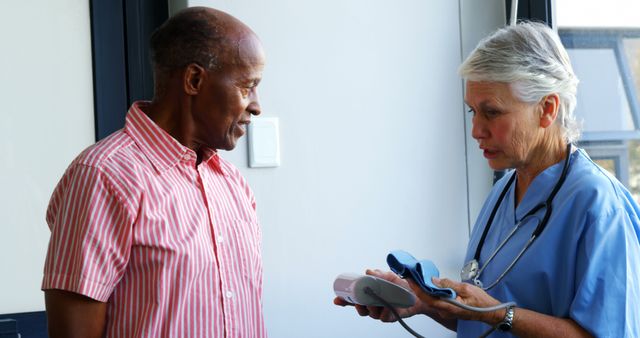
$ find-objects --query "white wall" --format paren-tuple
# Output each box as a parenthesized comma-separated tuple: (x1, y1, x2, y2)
(0, 0, 95, 313)
(0, 2, 505, 338)
(176, 1, 474, 337)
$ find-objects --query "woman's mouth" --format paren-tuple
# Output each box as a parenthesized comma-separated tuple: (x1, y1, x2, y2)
(482, 148, 499, 159)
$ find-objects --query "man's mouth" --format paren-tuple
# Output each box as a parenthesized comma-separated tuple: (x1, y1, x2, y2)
(237, 119, 250, 129)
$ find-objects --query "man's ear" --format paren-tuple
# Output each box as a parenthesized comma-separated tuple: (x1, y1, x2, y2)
(539, 93, 560, 128)
(183, 63, 207, 95)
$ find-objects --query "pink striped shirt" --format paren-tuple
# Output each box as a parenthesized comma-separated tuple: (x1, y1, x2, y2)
(42, 101, 266, 338)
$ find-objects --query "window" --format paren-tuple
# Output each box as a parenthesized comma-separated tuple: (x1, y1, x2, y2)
(557, 0, 640, 200)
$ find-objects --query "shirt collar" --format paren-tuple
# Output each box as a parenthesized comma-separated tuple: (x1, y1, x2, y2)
(124, 101, 224, 173)
(513, 149, 577, 221)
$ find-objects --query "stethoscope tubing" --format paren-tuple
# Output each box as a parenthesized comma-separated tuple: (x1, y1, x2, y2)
(474, 215, 540, 282)
(467, 143, 573, 290)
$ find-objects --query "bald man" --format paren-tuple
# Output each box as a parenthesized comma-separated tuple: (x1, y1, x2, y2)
(42, 7, 267, 338)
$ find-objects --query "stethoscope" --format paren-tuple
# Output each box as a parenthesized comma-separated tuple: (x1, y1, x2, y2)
(460, 143, 573, 290)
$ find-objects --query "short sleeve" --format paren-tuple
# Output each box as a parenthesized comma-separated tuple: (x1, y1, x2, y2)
(42, 163, 134, 302)
(570, 207, 640, 337)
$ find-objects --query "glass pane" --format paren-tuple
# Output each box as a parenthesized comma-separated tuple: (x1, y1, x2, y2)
(557, 0, 640, 28)
(557, 1, 640, 202)
(629, 140, 640, 200)
(623, 38, 640, 99)
(568, 48, 635, 133)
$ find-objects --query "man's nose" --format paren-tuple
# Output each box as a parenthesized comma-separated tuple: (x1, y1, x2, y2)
(248, 91, 261, 116)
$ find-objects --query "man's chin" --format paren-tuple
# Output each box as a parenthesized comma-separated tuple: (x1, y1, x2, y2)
(207, 135, 241, 151)
(220, 139, 238, 151)
(222, 145, 236, 151)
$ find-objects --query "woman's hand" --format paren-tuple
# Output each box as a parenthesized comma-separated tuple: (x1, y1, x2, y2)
(408, 277, 504, 325)
(333, 269, 428, 322)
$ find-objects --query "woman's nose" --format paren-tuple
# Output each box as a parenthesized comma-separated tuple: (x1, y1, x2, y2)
(471, 115, 488, 140)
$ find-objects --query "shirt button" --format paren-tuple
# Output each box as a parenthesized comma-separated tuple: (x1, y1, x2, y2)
(225, 291, 234, 299)
(217, 236, 224, 243)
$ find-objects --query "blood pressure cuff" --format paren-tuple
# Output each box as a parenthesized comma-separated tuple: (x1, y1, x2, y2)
(387, 250, 456, 299)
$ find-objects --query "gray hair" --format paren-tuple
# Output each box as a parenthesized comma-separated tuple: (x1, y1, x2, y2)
(149, 7, 226, 98)
(459, 21, 581, 143)
(150, 7, 224, 73)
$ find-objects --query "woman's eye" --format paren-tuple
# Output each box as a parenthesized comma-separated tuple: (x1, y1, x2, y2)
(485, 110, 500, 117)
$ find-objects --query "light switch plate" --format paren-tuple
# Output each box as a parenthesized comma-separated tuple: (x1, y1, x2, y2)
(248, 117, 280, 168)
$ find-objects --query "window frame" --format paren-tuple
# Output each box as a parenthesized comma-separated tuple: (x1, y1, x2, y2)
(560, 29, 640, 141)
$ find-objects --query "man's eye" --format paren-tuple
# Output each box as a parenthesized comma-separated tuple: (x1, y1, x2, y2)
(467, 108, 475, 115)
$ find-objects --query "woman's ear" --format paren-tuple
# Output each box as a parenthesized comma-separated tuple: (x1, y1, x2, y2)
(539, 93, 560, 128)
(183, 63, 206, 95)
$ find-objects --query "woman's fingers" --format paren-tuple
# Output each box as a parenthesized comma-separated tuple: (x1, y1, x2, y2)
(432, 277, 461, 290)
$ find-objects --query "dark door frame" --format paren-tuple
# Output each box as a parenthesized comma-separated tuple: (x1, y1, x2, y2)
(505, 0, 553, 27)
(90, 0, 168, 140)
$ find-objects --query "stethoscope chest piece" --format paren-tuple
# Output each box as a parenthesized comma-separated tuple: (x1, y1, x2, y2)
(461, 259, 482, 287)
(462, 144, 573, 291)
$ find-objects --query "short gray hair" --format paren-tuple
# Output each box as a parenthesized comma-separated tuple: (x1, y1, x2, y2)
(459, 21, 580, 143)
(150, 7, 224, 73)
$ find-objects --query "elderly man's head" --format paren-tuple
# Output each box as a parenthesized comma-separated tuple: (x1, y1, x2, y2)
(149, 7, 265, 151)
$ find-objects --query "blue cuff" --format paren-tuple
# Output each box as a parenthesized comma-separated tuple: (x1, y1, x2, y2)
(387, 250, 456, 299)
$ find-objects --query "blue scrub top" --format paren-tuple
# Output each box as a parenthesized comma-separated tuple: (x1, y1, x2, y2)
(457, 149, 640, 338)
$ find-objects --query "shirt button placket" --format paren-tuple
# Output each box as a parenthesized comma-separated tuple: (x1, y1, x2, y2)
(198, 166, 228, 331)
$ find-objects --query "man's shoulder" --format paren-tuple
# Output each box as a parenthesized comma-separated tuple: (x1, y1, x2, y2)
(49, 130, 142, 219)
(72, 129, 136, 169)
(66, 130, 148, 184)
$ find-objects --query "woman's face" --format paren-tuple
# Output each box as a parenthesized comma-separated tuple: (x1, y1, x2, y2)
(465, 81, 543, 171)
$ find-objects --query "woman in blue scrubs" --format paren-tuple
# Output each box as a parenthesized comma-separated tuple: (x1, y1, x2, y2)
(336, 22, 640, 337)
